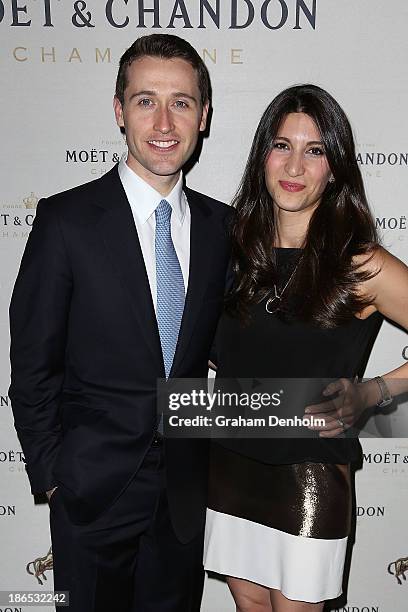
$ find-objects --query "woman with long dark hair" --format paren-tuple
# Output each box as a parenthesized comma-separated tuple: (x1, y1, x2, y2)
(203, 85, 408, 611)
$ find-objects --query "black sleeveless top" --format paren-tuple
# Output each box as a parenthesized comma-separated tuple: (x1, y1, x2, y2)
(215, 248, 383, 465)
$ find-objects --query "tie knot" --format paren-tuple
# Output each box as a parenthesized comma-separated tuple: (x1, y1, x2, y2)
(155, 199, 172, 225)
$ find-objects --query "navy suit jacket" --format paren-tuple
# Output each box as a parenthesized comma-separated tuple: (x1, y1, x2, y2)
(9, 165, 232, 543)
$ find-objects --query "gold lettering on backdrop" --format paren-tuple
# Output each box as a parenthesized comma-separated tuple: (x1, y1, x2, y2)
(13, 47, 27, 62)
(231, 48, 243, 64)
(41, 47, 56, 63)
(203, 48, 217, 64)
(96, 48, 111, 63)
(68, 48, 82, 63)
(12, 47, 245, 65)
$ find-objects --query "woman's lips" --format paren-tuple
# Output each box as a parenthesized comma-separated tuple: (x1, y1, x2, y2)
(279, 181, 306, 192)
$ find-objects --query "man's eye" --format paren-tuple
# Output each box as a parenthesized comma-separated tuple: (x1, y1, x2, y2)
(138, 99, 152, 106)
(174, 100, 188, 108)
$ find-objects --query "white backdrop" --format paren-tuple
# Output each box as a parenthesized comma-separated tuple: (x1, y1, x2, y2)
(1, 1, 407, 611)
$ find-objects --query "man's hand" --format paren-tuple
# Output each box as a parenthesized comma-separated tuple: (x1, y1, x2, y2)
(46, 486, 58, 502)
(304, 378, 368, 437)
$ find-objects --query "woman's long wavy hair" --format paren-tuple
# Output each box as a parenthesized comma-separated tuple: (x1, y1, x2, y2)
(227, 84, 379, 327)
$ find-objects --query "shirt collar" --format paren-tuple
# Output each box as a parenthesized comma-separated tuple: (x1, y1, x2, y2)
(118, 153, 186, 225)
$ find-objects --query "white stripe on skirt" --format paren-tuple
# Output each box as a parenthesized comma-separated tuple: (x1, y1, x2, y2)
(204, 508, 348, 603)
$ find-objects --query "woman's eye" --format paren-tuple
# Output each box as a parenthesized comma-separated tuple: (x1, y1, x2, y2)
(273, 141, 288, 150)
(309, 147, 325, 156)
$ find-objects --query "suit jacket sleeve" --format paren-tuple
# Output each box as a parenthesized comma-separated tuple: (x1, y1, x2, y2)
(209, 209, 235, 367)
(9, 197, 73, 494)
(209, 256, 234, 366)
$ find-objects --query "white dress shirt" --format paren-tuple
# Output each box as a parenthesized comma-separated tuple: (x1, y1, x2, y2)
(118, 154, 191, 310)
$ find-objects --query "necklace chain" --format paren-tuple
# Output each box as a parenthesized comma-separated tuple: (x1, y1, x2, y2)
(265, 261, 300, 314)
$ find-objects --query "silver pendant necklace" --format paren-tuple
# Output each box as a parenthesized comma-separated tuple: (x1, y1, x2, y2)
(265, 262, 300, 314)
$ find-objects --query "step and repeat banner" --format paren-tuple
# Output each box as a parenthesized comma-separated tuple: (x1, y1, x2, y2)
(1, 1, 407, 611)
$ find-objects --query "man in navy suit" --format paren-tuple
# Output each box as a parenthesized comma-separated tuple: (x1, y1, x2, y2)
(9, 34, 231, 612)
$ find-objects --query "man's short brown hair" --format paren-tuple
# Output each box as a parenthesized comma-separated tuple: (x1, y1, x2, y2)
(115, 34, 210, 108)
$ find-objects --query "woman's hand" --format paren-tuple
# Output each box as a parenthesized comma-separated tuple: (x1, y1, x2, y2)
(304, 378, 369, 437)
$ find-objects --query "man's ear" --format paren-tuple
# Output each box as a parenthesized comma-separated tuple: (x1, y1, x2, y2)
(199, 102, 210, 132)
(113, 96, 125, 128)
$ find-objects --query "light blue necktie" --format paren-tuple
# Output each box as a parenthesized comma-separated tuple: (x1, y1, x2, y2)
(155, 199, 185, 379)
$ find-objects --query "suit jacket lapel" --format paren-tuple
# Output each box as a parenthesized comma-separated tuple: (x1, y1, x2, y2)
(93, 166, 164, 372)
(170, 188, 215, 375)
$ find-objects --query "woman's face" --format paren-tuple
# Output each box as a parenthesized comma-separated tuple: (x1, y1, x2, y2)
(265, 112, 332, 216)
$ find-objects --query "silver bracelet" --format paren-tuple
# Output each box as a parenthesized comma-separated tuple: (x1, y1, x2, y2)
(374, 376, 393, 407)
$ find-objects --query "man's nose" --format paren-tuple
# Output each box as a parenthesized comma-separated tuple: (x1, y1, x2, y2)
(153, 106, 174, 134)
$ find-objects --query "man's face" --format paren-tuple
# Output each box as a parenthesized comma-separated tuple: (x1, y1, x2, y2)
(114, 55, 208, 195)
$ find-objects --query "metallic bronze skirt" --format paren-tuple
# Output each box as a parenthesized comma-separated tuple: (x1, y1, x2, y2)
(208, 442, 352, 540)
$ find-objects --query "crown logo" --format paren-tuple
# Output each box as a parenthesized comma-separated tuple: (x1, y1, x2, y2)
(23, 192, 38, 209)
